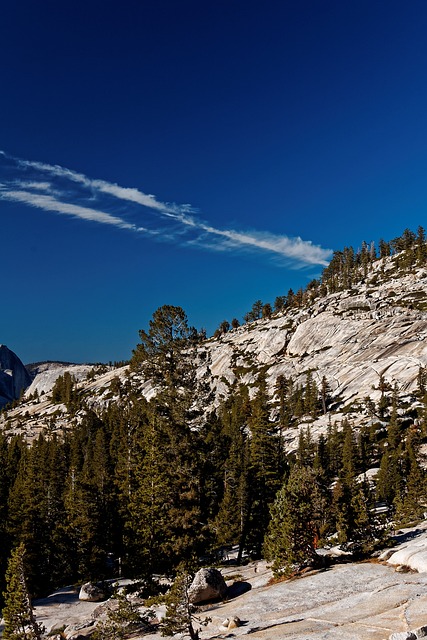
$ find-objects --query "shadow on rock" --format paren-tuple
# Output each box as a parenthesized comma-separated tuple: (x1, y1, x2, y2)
(34, 587, 80, 607)
(393, 527, 425, 545)
(226, 581, 252, 599)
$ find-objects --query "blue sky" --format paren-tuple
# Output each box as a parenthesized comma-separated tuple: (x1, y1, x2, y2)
(2, 0, 427, 364)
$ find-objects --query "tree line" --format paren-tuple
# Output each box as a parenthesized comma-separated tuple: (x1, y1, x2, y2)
(214, 225, 427, 337)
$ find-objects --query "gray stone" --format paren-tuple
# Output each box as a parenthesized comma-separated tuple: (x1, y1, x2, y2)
(188, 567, 227, 604)
(219, 616, 241, 632)
(78, 583, 107, 602)
(389, 633, 416, 640)
(227, 616, 241, 629)
(414, 627, 427, 638)
(64, 622, 96, 640)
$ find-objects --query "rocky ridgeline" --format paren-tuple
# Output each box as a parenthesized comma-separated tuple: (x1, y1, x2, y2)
(25, 361, 96, 397)
(2, 254, 427, 444)
(201, 261, 427, 404)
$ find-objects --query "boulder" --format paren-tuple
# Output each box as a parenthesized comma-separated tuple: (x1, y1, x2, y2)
(78, 582, 107, 602)
(219, 616, 241, 632)
(188, 568, 227, 604)
(389, 633, 416, 640)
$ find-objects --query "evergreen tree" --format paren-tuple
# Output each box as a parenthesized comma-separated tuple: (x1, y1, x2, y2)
(394, 440, 426, 525)
(274, 296, 286, 312)
(264, 466, 323, 577)
(126, 306, 205, 575)
(376, 448, 402, 509)
(211, 386, 251, 554)
(93, 586, 153, 640)
(303, 371, 319, 416)
(379, 238, 391, 258)
(218, 320, 230, 335)
(130, 305, 197, 394)
(2, 543, 44, 640)
(245, 372, 280, 557)
(262, 303, 272, 319)
(296, 426, 316, 467)
(274, 375, 292, 474)
(51, 372, 79, 410)
(320, 376, 331, 414)
(162, 567, 210, 640)
(199, 412, 228, 532)
(416, 225, 427, 265)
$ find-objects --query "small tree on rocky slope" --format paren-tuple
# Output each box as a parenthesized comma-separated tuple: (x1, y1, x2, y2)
(2, 543, 44, 640)
(161, 567, 210, 640)
(263, 466, 324, 577)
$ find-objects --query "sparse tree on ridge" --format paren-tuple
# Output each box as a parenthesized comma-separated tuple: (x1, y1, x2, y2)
(274, 295, 286, 312)
(262, 303, 272, 319)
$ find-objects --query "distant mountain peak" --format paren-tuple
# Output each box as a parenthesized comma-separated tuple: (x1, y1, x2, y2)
(0, 345, 32, 408)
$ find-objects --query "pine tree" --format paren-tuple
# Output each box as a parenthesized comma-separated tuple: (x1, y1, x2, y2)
(333, 421, 364, 545)
(125, 306, 205, 576)
(2, 543, 45, 640)
(394, 441, 426, 525)
(376, 448, 402, 509)
(416, 225, 427, 265)
(320, 376, 331, 414)
(0, 433, 15, 605)
(274, 296, 286, 312)
(274, 375, 292, 476)
(199, 412, 228, 531)
(245, 372, 280, 557)
(303, 371, 319, 416)
(262, 303, 272, 319)
(61, 414, 116, 583)
(162, 567, 210, 640)
(130, 305, 198, 396)
(263, 466, 324, 577)
(211, 387, 250, 553)
(387, 385, 400, 450)
(93, 586, 153, 640)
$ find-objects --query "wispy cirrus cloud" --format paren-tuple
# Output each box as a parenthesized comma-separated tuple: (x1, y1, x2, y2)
(1, 189, 146, 232)
(0, 151, 332, 267)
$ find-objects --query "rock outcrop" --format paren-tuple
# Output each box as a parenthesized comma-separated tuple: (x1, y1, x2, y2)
(25, 361, 94, 397)
(4, 255, 427, 446)
(0, 344, 31, 407)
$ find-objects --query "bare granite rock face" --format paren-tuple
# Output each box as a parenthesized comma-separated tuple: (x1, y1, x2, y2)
(24, 362, 94, 397)
(4, 256, 427, 446)
(0, 344, 32, 407)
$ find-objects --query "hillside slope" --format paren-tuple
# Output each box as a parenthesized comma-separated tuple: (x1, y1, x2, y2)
(2, 253, 427, 444)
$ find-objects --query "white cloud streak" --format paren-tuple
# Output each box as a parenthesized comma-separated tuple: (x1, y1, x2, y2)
(0, 189, 145, 232)
(0, 152, 332, 266)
